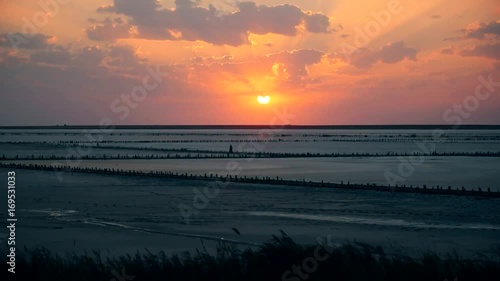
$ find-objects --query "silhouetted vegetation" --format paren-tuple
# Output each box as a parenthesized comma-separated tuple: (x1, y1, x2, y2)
(2, 233, 499, 281)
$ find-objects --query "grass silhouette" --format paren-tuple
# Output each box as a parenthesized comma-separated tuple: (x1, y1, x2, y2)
(2, 232, 499, 281)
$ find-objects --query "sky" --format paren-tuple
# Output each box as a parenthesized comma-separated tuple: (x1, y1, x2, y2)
(0, 0, 499, 125)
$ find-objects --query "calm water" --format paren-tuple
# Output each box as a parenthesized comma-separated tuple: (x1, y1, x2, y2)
(1, 128, 499, 190)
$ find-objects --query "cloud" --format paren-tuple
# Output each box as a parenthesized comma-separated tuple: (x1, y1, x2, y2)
(20, 43, 146, 70)
(191, 55, 234, 64)
(74, 46, 106, 67)
(267, 49, 325, 79)
(348, 41, 418, 68)
(0, 43, 328, 123)
(446, 20, 500, 41)
(0, 33, 55, 50)
(86, 18, 134, 41)
(441, 47, 455, 55)
(493, 62, 500, 71)
(494, 62, 500, 71)
(379, 41, 418, 64)
(303, 12, 331, 33)
(431, 15, 441, 19)
(107, 45, 147, 68)
(86, 0, 332, 46)
(462, 20, 500, 39)
(190, 48, 326, 84)
(348, 48, 379, 69)
(10, 43, 147, 70)
(0, 43, 167, 125)
(30, 47, 72, 65)
(460, 43, 500, 60)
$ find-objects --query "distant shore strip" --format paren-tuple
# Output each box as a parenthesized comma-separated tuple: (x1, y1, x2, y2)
(1, 162, 498, 198)
(2, 150, 500, 160)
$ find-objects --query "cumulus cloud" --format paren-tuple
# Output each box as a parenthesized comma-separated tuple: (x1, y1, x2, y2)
(0, 33, 55, 50)
(86, 0, 332, 46)
(460, 43, 500, 60)
(349, 41, 418, 68)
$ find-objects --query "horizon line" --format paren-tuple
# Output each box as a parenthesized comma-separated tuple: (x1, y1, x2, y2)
(1, 124, 500, 130)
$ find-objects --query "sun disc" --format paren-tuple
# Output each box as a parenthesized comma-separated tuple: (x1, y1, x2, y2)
(257, 95, 270, 104)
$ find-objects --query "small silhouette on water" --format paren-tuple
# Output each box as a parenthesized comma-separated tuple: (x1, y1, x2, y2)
(232, 227, 241, 235)
(229, 144, 233, 154)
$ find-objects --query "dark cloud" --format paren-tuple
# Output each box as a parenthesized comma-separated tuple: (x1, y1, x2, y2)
(0, 33, 55, 50)
(379, 41, 418, 64)
(460, 43, 500, 60)
(348, 41, 418, 68)
(87, 0, 332, 46)
(431, 15, 441, 19)
(303, 12, 331, 33)
(463, 20, 500, 39)
(11, 43, 146, 71)
(445, 20, 500, 41)
(30, 47, 72, 65)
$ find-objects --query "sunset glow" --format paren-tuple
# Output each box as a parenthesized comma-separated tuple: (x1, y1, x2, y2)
(1, 1, 500, 276)
(0, 0, 498, 125)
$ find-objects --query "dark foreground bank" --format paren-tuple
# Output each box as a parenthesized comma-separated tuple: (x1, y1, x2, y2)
(1, 233, 499, 281)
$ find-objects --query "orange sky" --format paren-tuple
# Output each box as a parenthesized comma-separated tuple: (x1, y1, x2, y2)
(0, 0, 499, 125)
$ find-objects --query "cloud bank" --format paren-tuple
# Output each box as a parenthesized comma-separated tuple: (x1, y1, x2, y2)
(87, 0, 332, 46)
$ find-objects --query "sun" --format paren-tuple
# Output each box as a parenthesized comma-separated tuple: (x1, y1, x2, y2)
(257, 95, 270, 104)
